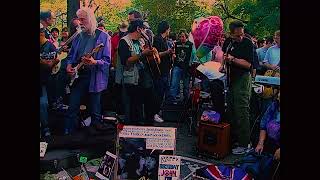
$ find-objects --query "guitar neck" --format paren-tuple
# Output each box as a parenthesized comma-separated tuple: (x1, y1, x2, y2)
(75, 46, 99, 70)
(57, 29, 81, 53)
(75, 61, 85, 71)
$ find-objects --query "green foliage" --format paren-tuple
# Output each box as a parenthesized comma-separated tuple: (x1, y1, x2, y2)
(40, 0, 280, 37)
(130, 0, 211, 33)
(220, 0, 280, 38)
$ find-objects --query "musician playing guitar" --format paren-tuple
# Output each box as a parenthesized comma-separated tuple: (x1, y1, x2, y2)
(40, 26, 59, 141)
(117, 19, 157, 125)
(64, 7, 111, 135)
(40, 10, 56, 43)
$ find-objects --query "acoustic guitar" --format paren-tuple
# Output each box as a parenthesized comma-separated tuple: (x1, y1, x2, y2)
(51, 26, 82, 75)
(140, 31, 161, 79)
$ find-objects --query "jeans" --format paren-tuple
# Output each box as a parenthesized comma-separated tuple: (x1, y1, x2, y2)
(64, 76, 102, 133)
(227, 72, 252, 147)
(40, 85, 49, 135)
(153, 72, 170, 113)
(167, 66, 190, 103)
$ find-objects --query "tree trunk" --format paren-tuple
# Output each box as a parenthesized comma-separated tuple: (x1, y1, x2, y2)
(67, 0, 80, 30)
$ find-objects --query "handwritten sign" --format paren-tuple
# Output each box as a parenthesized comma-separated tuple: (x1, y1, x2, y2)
(119, 126, 176, 139)
(158, 155, 181, 180)
(40, 142, 48, 158)
(146, 138, 175, 150)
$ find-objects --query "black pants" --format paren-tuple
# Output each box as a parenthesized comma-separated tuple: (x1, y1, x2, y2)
(125, 85, 156, 125)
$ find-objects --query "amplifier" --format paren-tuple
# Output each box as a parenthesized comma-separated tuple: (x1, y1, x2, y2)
(197, 122, 230, 159)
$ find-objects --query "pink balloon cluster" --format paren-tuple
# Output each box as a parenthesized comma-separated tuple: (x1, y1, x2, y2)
(191, 16, 224, 49)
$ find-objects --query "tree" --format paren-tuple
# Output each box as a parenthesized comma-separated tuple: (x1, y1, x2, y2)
(130, 0, 210, 33)
(67, 0, 80, 30)
(211, 0, 280, 38)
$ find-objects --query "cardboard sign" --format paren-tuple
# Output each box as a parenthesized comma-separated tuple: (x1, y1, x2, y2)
(117, 126, 177, 180)
(158, 155, 181, 180)
(40, 142, 48, 158)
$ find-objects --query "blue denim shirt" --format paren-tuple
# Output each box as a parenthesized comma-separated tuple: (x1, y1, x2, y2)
(66, 29, 111, 92)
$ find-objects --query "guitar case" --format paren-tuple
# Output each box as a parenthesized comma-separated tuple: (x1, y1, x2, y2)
(40, 147, 109, 173)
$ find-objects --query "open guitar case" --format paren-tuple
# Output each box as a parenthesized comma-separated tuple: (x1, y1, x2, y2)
(41, 110, 118, 173)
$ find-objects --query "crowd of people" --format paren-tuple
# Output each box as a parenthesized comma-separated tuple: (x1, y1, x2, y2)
(40, 6, 280, 176)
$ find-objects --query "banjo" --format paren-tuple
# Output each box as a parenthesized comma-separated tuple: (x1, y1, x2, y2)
(51, 26, 82, 75)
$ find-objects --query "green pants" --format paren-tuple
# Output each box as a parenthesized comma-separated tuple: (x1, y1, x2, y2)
(227, 72, 252, 147)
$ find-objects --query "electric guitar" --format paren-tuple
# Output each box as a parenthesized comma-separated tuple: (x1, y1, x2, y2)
(51, 26, 82, 75)
(69, 43, 104, 87)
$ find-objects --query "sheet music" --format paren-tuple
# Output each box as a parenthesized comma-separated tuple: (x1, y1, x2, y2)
(196, 61, 224, 80)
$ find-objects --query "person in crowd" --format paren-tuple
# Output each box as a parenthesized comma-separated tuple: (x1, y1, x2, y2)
(40, 24, 59, 141)
(40, 10, 56, 42)
(256, 36, 274, 74)
(64, 7, 111, 134)
(255, 92, 280, 179)
(128, 10, 143, 23)
(117, 19, 157, 125)
(98, 23, 106, 31)
(69, 17, 81, 36)
(257, 38, 265, 48)
(152, 21, 174, 122)
(50, 27, 60, 48)
(222, 20, 254, 154)
(263, 30, 280, 71)
(167, 29, 194, 104)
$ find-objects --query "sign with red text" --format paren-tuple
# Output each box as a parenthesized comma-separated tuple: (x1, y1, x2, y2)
(158, 155, 181, 180)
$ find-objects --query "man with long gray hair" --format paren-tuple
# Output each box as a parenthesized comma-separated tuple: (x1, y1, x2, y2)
(64, 7, 111, 135)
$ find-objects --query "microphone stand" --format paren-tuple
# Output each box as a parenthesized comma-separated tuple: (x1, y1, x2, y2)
(222, 40, 234, 116)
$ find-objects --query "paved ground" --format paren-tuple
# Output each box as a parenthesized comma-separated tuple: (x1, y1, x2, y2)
(40, 119, 243, 179)
(155, 121, 243, 165)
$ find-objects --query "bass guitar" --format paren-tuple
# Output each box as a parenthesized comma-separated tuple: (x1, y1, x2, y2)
(51, 26, 82, 75)
(140, 31, 161, 79)
(69, 43, 104, 87)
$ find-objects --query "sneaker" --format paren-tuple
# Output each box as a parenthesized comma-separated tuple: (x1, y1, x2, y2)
(232, 147, 247, 155)
(154, 114, 164, 123)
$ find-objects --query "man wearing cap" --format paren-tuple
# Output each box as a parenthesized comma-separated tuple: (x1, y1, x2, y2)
(222, 20, 254, 154)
